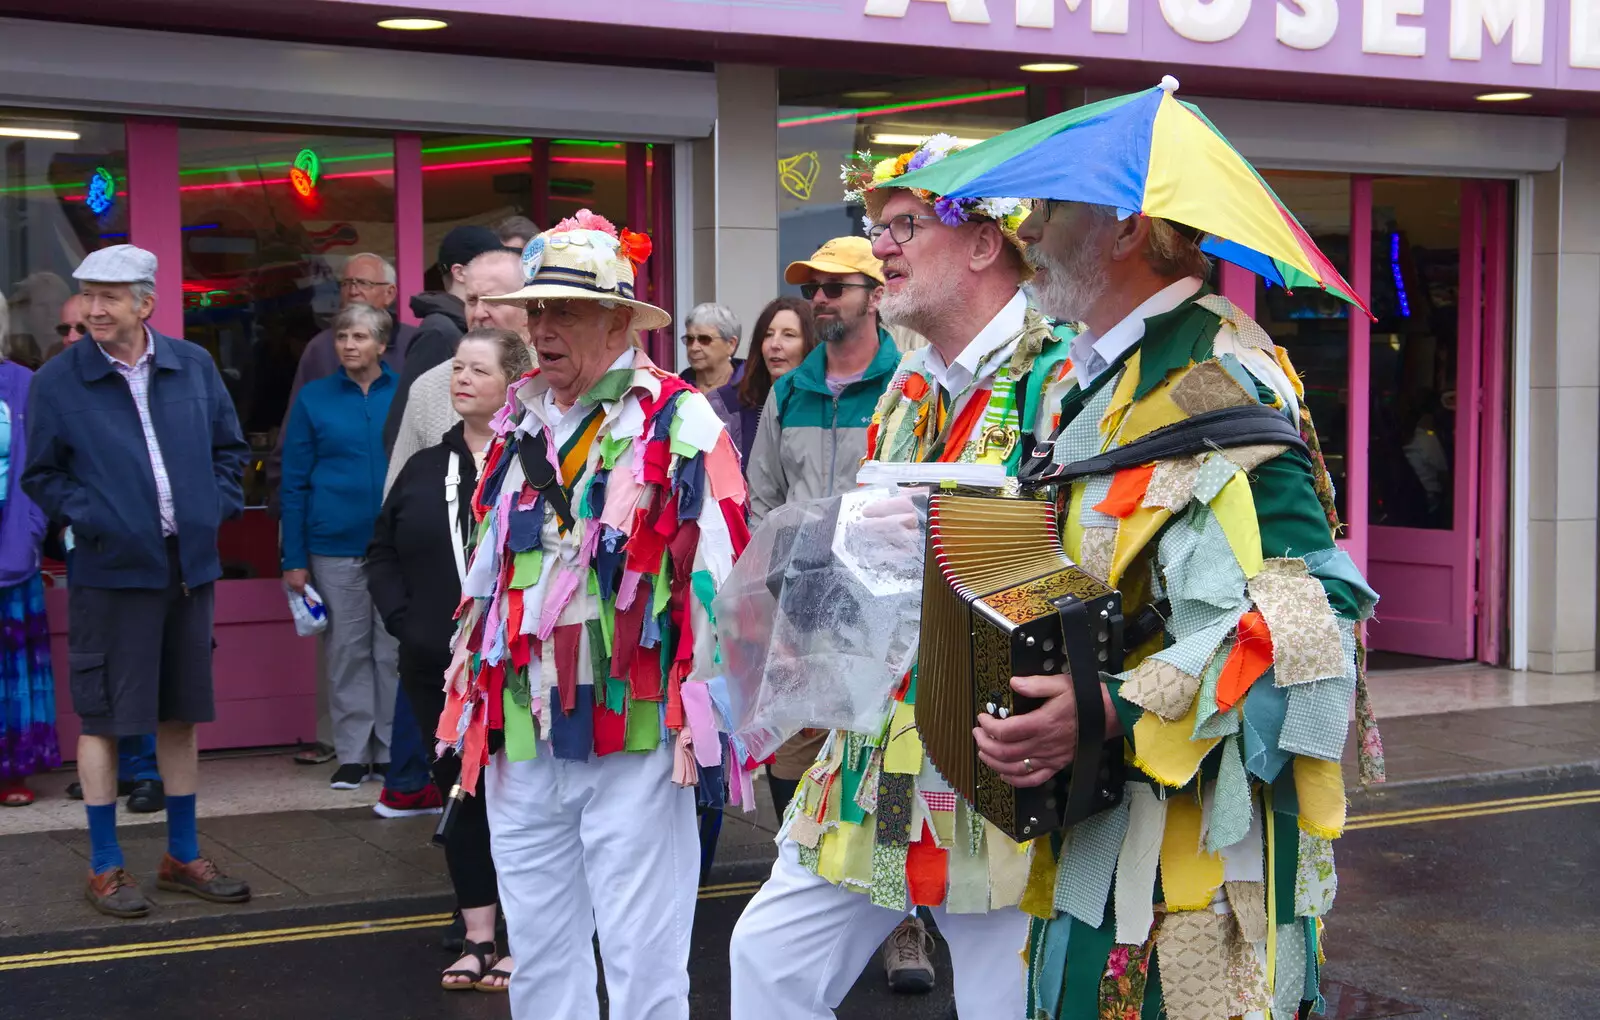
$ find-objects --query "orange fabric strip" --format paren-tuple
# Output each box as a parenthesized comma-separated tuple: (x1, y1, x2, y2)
(906, 829, 949, 907)
(936, 388, 993, 463)
(1216, 610, 1273, 712)
(559, 410, 606, 486)
(1093, 463, 1158, 518)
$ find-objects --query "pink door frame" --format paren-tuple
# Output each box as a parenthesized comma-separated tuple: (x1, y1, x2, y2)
(1222, 176, 1509, 663)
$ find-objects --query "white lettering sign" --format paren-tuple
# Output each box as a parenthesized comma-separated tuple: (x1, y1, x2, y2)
(1450, 0, 1543, 63)
(1575, 0, 1600, 67)
(1277, 0, 1340, 48)
(1363, 0, 1427, 56)
(865, 0, 991, 23)
(1160, 0, 1253, 41)
(1016, 0, 1129, 32)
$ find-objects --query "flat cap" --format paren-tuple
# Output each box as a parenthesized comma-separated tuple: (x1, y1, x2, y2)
(73, 244, 157, 286)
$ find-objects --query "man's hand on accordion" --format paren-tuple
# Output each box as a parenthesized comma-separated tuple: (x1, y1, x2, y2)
(972, 673, 1125, 788)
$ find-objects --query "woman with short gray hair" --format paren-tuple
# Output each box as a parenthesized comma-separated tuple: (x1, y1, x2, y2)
(680, 303, 742, 394)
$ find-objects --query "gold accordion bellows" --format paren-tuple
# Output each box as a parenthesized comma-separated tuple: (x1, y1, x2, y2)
(916, 493, 1127, 842)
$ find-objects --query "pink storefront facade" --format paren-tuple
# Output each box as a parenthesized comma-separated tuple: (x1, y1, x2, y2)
(0, 0, 1597, 752)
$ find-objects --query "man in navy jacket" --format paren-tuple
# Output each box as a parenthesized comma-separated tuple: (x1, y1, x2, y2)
(23, 245, 251, 918)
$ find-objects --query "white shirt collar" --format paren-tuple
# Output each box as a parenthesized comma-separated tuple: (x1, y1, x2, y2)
(924, 290, 1028, 397)
(1070, 276, 1203, 389)
(538, 347, 637, 434)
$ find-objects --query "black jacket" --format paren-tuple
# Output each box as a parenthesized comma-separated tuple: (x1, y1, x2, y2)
(383, 291, 467, 454)
(365, 421, 478, 663)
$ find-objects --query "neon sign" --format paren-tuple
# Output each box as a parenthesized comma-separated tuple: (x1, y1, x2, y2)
(289, 148, 321, 198)
(85, 167, 115, 216)
(1389, 232, 1411, 319)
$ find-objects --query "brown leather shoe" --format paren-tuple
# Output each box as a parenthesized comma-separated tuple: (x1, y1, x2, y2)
(156, 854, 251, 904)
(86, 867, 151, 918)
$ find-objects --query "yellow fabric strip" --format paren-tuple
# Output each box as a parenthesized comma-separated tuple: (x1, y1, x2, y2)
(1103, 350, 1143, 437)
(1293, 755, 1347, 838)
(1264, 785, 1277, 1020)
(883, 701, 924, 775)
(1211, 471, 1264, 579)
(1132, 693, 1221, 788)
(1113, 384, 1187, 445)
(988, 825, 1033, 909)
(1110, 503, 1172, 588)
(1159, 794, 1225, 911)
(1019, 837, 1058, 920)
(1145, 94, 1317, 281)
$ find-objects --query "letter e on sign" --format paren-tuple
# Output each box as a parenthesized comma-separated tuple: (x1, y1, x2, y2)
(1364, 0, 1427, 56)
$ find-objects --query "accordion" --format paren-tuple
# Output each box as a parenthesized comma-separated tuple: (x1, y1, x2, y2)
(915, 493, 1127, 842)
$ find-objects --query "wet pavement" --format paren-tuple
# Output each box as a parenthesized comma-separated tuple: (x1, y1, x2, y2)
(1, 773, 1594, 1020)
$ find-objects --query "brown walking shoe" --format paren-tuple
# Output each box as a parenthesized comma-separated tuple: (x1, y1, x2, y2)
(882, 915, 936, 994)
(156, 854, 251, 904)
(86, 867, 151, 918)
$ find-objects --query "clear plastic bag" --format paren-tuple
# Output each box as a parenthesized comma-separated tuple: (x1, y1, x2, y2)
(714, 486, 926, 761)
(286, 582, 328, 637)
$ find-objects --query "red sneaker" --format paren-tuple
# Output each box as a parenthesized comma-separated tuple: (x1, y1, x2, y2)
(373, 784, 444, 819)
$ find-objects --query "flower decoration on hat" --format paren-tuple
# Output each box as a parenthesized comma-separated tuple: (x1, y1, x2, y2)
(842, 133, 1029, 235)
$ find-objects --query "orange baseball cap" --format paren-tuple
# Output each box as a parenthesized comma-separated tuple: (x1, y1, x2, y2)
(784, 236, 885, 285)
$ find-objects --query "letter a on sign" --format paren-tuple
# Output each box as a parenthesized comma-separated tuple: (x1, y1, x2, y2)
(865, 0, 992, 23)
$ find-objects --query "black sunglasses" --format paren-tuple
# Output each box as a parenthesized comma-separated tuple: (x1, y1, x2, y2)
(799, 282, 875, 300)
(55, 322, 88, 338)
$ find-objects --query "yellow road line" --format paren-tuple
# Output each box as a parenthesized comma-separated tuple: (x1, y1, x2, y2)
(0, 882, 769, 972)
(1347, 792, 1600, 831)
(1347, 787, 1599, 825)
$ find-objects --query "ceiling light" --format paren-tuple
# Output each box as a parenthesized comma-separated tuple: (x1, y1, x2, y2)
(842, 90, 894, 101)
(0, 126, 80, 140)
(1475, 90, 1532, 102)
(870, 132, 992, 147)
(1019, 62, 1080, 73)
(377, 17, 448, 30)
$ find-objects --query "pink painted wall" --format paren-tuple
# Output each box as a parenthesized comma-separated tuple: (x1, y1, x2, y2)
(48, 580, 319, 756)
(394, 134, 424, 325)
(126, 119, 183, 338)
(324, 0, 1600, 93)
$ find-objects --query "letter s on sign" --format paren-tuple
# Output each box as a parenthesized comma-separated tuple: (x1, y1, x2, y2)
(1278, 0, 1339, 49)
(1160, 0, 1253, 42)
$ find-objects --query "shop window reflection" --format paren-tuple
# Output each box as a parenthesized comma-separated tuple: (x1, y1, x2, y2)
(1367, 177, 1461, 531)
(0, 110, 129, 370)
(1254, 171, 1351, 523)
(179, 126, 395, 580)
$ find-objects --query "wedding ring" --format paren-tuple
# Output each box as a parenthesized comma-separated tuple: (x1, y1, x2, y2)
(1023, 758, 1034, 773)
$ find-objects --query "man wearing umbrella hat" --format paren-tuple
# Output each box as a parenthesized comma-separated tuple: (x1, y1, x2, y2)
(889, 80, 1383, 1019)
(729, 135, 1080, 1019)
(434, 210, 750, 1019)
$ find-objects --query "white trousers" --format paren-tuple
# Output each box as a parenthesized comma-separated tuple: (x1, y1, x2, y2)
(485, 746, 699, 1020)
(729, 840, 1030, 1020)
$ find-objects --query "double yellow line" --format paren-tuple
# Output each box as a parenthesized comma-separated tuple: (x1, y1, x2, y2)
(0, 880, 765, 973)
(1346, 787, 1600, 831)
(7, 786, 1599, 975)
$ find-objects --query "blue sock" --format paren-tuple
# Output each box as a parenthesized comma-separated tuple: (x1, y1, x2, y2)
(86, 802, 123, 875)
(166, 794, 199, 863)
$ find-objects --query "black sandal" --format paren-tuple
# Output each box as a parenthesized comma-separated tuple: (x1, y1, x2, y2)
(476, 956, 514, 993)
(441, 938, 496, 991)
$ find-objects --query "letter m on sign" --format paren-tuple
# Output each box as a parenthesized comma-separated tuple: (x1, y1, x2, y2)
(1449, 0, 1545, 64)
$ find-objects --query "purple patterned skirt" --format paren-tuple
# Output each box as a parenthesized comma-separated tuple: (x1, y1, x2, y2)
(0, 574, 60, 781)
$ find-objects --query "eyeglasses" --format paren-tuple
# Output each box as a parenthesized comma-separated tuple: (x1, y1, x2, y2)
(866, 213, 943, 246)
(682, 333, 726, 346)
(55, 322, 88, 338)
(799, 282, 875, 300)
(339, 277, 388, 290)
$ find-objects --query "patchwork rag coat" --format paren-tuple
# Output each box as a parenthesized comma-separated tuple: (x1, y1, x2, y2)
(436, 349, 751, 807)
(1026, 285, 1382, 1020)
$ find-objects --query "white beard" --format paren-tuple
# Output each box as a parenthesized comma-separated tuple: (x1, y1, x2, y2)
(1024, 231, 1109, 323)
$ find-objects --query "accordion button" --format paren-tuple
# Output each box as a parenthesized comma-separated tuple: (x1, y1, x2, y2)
(997, 707, 1010, 719)
(1025, 636, 1037, 647)
(1097, 650, 1108, 662)
(1101, 608, 1110, 618)
(985, 702, 997, 715)
(1041, 659, 1056, 672)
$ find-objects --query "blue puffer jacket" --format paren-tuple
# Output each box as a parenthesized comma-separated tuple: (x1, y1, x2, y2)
(280, 365, 396, 569)
(22, 330, 248, 589)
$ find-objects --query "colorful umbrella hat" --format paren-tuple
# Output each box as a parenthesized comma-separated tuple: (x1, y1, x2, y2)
(888, 76, 1372, 317)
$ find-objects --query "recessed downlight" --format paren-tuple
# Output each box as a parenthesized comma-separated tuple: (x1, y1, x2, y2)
(377, 17, 448, 30)
(1475, 91, 1532, 102)
(1019, 62, 1080, 73)
(842, 90, 894, 101)
(0, 126, 80, 140)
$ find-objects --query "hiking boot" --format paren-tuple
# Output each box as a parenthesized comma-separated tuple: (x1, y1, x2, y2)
(87, 867, 151, 918)
(156, 854, 251, 904)
(373, 784, 444, 819)
(882, 915, 935, 994)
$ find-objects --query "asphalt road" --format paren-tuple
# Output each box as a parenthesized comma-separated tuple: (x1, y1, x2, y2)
(2, 774, 1594, 1020)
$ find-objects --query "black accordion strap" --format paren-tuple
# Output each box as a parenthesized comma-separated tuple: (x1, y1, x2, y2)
(1021, 404, 1309, 488)
(1057, 598, 1110, 827)
(517, 430, 576, 532)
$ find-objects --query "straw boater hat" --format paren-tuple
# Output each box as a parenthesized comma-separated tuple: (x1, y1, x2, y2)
(486, 209, 671, 331)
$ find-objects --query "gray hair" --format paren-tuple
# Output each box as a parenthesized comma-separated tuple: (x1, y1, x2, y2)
(344, 252, 397, 285)
(685, 302, 740, 343)
(1076, 204, 1211, 281)
(333, 302, 392, 344)
(128, 281, 155, 306)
